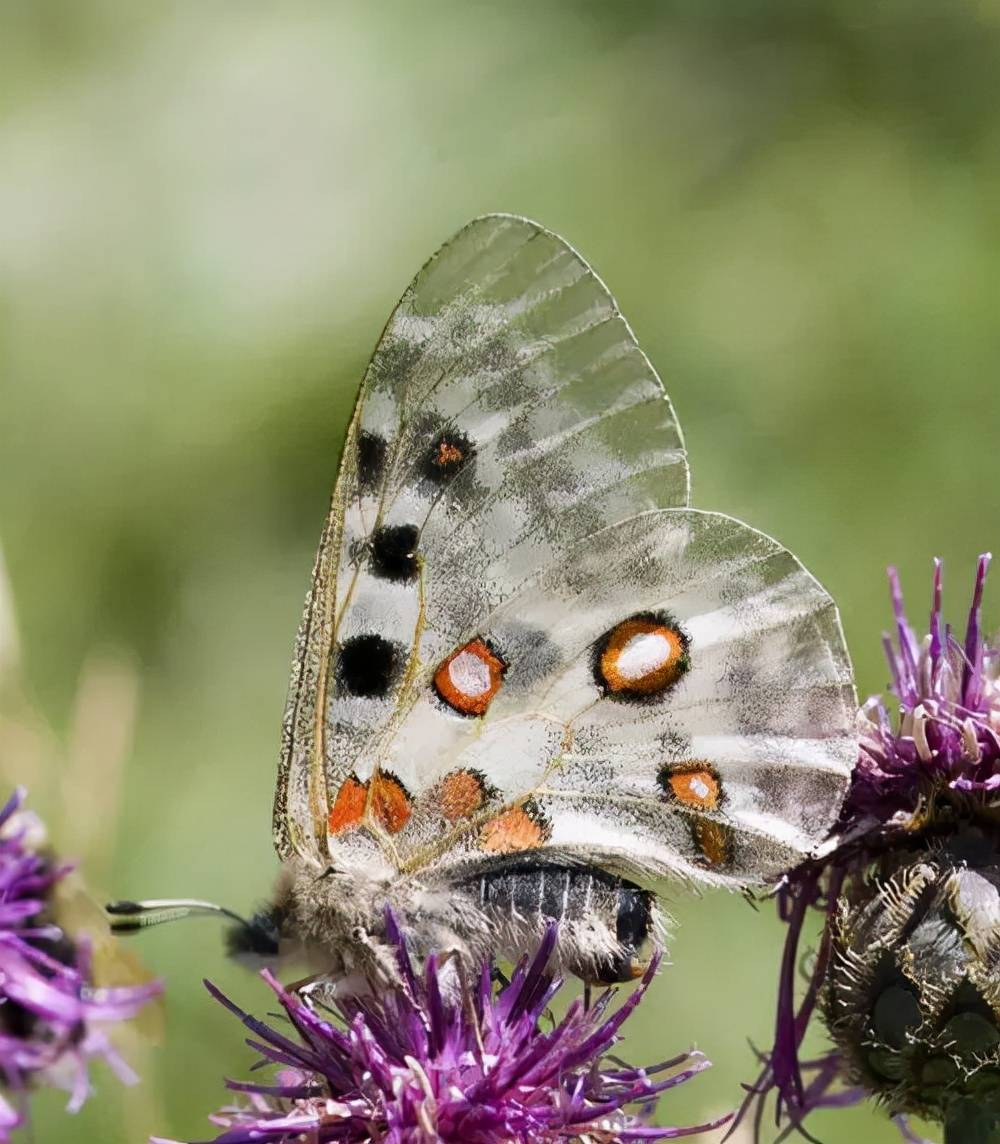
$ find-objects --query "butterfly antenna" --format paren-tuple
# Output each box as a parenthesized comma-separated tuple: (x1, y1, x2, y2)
(106, 897, 248, 931)
(106, 898, 282, 957)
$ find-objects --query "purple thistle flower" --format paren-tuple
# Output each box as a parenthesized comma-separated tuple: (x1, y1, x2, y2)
(850, 553, 1000, 817)
(0, 786, 161, 1138)
(161, 911, 729, 1144)
(736, 556, 1000, 1143)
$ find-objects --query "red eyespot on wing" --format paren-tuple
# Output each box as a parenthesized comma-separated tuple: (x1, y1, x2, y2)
(433, 638, 505, 716)
(328, 776, 367, 835)
(435, 441, 464, 467)
(596, 615, 689, 697)
(657, 762, 730, 864)
(659, 763, 722, 811)
(425, 430, 474, 482)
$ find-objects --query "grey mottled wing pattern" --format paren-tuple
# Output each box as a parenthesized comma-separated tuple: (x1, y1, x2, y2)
(390, 509, 856, 888)
(275, 214, 689, 861)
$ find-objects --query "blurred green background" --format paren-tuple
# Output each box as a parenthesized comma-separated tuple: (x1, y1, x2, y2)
(3, 1, 1000, 1140)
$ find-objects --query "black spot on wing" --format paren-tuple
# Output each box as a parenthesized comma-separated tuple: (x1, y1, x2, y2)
(424, 428, 476, 482)
(357, 432, 388, 491)
(336, 634, 404, 698)
(369, 524, 419, 582)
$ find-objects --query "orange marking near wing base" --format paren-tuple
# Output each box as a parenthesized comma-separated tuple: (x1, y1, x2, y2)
(626, 958, 649, 981)
(371, 774, 412, 833)
(433, 638, 505, 716)
(439, 769, 488, 821)
(479, 806, 546, 854)
(327, 773, 412, 835)
(328, 776, 367, 835)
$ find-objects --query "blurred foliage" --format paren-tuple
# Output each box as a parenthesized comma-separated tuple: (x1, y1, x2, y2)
(3, 2, 999, 1140)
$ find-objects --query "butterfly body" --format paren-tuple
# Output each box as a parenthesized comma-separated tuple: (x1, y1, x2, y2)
(276, 851, 659, 986)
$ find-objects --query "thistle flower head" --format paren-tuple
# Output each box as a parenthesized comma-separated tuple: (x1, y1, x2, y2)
(0, 787, 161, 1138)
(739, 557, 1000, 1143)
(165, 911, 727, 1144)
(851, 553, 1000, 820)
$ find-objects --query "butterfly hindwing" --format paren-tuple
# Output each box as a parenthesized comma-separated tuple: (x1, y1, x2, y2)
(375, 508, 856, 888)
(275, 214, 689, 862)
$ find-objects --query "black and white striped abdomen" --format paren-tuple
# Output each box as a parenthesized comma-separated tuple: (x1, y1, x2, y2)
(467, 860, 656, 984)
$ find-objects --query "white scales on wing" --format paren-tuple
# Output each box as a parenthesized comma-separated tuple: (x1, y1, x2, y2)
(614, 630, 678, 683)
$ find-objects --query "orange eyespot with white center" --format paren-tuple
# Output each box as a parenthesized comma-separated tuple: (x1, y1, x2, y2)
(657, 761, 731, 866)
(433, 638, 506, 716)
(327, 773, 412, 836)
(594, 614, 689, 698)
(658, 763, 722, 811)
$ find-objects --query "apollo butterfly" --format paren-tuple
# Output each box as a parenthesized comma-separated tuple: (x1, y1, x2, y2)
(110, 215, 856, 987)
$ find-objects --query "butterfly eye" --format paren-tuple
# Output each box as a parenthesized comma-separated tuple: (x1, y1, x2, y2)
(594, 614, 690, 698)
(433, 638, 506, 716)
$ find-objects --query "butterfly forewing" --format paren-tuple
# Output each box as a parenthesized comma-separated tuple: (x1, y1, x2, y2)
(276, 214, 690, 862)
